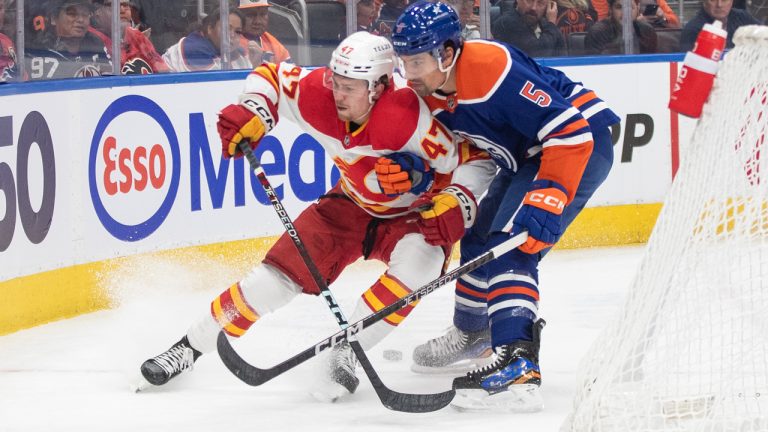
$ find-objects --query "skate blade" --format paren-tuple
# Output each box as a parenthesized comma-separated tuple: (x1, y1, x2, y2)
(131, 376, 154, 393)
(410, 354, 496, 375)
(451, 384, 544, 413)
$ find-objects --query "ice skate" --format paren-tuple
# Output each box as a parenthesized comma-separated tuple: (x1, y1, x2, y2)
(411, 326, 494, 374)
(310, 341, 360, 403)
(450, 341, 543, 412)
(140, 336, 202, 386)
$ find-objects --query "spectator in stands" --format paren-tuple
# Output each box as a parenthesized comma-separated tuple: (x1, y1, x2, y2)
(446, 0, 482, 40)
(376, 0, 408, 32)
(680, 0, 759, 51)
(90, 0, 169, 74)
(553, 0, 597, 38)
(163, 8, 252, 71)
(121, 0, 149, 32)
(238, 0, 291, 64)
(636, 0, 681, 28)
(0, 0, 19, 82)
(357, 0, 379, 32)
(26, 0, 112, 79)
(584, 0, 658, 54)
(593, 0, 678, 24)
(491, 0, 566, 57)
(133, 0, 199, 54)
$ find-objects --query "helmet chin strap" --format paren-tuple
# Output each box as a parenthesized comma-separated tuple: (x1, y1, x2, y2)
(434, 46, 461, 93)
(351, 87, 379, 124)
(352, 103, 374, 124)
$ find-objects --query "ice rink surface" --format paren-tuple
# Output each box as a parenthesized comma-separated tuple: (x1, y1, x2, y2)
(0, 245, 645, 432)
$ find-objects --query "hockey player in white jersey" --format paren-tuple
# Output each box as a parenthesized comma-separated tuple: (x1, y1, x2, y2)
(139, 31, 495, 401)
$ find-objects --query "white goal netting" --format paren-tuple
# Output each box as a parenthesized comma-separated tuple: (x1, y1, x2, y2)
(563, 26, 768, 432)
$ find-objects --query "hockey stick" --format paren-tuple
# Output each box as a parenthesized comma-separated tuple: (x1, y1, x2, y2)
(218, 227, 528, 396)
(220, 142, 455, 413)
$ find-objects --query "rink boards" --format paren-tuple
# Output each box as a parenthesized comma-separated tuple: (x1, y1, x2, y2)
(0, 56, 692, 334)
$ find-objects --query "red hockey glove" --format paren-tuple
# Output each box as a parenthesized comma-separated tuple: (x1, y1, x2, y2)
(410, 185, 477, 246)
(217, 94, 278, 159)
(375, 153, 434, 196)
(512, 179, 568, 254)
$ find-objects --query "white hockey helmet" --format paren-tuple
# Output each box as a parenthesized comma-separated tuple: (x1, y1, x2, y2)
(328, 31, 394, 102)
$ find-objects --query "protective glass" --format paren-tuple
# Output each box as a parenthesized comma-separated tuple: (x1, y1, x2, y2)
(396, 52, 440, 81)
(322, 68, 370, 98)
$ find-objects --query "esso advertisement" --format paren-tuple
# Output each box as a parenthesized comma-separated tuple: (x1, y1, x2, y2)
(82, 84, 340, 257)
(89, 95, 180, 242)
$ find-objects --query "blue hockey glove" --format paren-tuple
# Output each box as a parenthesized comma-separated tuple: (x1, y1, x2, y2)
(375, 152, 434, 196)
(512, 179, 568, 254)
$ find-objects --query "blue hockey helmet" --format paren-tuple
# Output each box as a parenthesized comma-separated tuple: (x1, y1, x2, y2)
(391, 1, 462, 57)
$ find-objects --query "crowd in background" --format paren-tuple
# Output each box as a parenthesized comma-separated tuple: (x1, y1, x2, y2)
(0, 0, 764, 83)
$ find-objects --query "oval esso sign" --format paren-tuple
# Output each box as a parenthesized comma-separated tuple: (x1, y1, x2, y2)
(89, 95, 180, 242)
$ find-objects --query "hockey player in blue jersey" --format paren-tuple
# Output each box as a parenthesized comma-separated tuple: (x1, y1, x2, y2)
(383, 0, 620, 411)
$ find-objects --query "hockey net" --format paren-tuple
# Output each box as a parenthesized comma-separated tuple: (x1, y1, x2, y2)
(562, 26, 768, 432)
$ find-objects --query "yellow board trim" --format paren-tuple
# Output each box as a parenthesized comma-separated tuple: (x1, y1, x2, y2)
(0, 203, 662, 336)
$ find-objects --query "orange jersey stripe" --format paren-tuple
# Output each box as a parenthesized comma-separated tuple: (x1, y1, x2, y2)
(456, 280, 487, 299)
(487, 286, 540, 302)
(571, 91, 598, 109)
(546, 118, 590, 140)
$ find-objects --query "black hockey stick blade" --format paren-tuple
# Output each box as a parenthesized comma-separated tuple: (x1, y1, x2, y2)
(349, 340, 454, 413)
(218, 333, 454, 412)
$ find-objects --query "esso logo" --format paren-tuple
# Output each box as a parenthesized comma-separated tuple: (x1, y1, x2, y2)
(88, 95, 180, 241)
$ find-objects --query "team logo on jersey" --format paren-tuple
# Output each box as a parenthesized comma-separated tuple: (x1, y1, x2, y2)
(519, 81, 552, 107)
(75, 64, 102, 78)
(122, 58, 153, 75)
(343, 135, 351, 147)
(446, 96, 456, 110)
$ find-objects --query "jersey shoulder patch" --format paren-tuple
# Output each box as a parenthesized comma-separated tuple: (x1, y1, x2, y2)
(367, 87, 421, 151)
(456, 41, 511, 102)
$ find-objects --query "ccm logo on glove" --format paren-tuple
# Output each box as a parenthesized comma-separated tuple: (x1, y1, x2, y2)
(525, 190, 566, 214)
(513, 179, 569, 254)
(242, 96, 277, 130)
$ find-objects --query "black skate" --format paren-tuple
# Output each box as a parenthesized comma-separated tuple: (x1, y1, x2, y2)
(310, 341, 359, 402)
(451, 319, 546, 412)
(140, 336, 202, 386)
(411, 326, 494, 374)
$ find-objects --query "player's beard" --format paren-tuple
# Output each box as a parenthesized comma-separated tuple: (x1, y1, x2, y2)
(408, 79, 433, 97)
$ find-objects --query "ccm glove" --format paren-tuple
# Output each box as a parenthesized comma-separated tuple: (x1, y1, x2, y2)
(513, 179, 568, 254)
(375, 152, 434, 196)
(217, 94, 278, 159)
(409, 185, 476, 246)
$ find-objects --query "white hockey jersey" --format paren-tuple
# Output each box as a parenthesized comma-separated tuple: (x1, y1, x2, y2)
(240, 63, 496, 218)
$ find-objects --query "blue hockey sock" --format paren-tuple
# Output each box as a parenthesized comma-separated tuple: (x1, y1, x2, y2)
(453, 272, 489, 332)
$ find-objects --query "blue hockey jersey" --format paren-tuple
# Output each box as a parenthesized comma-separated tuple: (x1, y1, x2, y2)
(422, 39, 620, 200)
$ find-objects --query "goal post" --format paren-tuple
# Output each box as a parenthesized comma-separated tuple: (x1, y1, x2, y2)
(562, 25, 768, 432)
